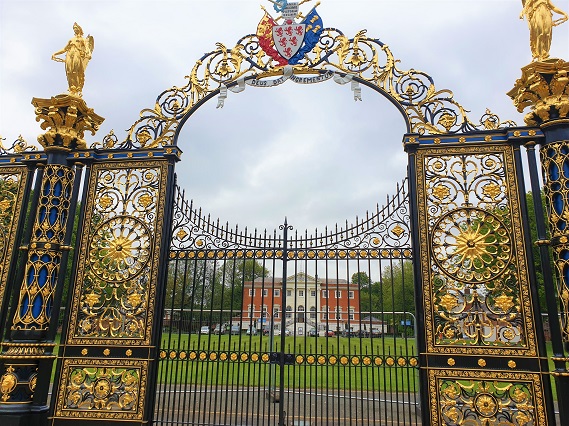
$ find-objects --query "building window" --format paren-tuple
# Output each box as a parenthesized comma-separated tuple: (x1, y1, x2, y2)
(348, 291, 354, 299)
(299, 290, 304, 297)
(310, 306, 316, 319)
(263, 289, 268, 297)
(323, 306, 328, 320)
(335, 290, 341, 298)
(274, 289, 280, 297)
(310, 290, 316, 297)
(349, 307, 355, 320)
(322, 290, 328, 298)
(249, 289, 255, 296)
(273, 308, 280, 319)
(287, 290, 292, 297)
(286, 306, 292, 319)
(335, 307, 342, 320)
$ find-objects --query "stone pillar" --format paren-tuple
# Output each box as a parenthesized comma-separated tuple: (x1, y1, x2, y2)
(0, 94, 103, 425)
(509, 58, 569, 424)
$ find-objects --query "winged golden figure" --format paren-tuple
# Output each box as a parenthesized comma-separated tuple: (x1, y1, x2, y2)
(520, 0, 568, 61)
(52, 23, 94, 97)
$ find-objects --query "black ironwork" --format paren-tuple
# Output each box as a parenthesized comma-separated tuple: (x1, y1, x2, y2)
(525, 141, 569, 424)
(405, 128, 556, 426)
(155, 181, 419, 425)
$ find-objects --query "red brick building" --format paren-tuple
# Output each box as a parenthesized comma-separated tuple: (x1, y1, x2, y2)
(241, 273, 361, 336)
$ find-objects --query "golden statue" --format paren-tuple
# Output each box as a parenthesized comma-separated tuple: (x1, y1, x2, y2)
(51, 23, 94, 97)
(520, 0, 568, 61)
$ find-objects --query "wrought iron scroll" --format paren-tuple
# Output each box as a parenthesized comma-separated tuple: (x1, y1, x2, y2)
(0, 167, 29, 315)
(541, 141, 569, 344)
(170, 180, 411, 258)
(95, 30, 515, 150)
(416, 145, 537, 355)
(432, 370, 546, 425)
(52, 159, 170, 422)
(10, 164, 74, 333)
(409, 137, 552, 425)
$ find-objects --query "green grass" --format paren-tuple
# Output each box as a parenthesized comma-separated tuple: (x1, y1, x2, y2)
(157, 332, 419, 391)
(160, 333, 417, 356)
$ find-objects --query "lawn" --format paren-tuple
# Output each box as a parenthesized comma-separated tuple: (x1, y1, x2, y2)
(157, 332, 419, 391)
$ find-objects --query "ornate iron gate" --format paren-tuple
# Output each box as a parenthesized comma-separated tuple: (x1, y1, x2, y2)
(406, 131, 556, 425)
(2, 1, 569, 425)
(155, 182, 419, 425)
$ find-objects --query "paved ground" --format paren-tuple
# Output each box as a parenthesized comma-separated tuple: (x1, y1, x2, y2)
(153, 386, 421, 426)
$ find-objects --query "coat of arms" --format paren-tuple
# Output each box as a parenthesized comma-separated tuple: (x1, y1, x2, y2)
(257, 1, 324, 66)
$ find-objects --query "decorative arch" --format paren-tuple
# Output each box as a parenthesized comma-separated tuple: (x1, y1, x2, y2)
(94, 26, 515, 151)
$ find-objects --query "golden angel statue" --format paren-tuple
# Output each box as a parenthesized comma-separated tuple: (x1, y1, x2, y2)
(51, 23, 94, 97)
(520, 0, 568, 61)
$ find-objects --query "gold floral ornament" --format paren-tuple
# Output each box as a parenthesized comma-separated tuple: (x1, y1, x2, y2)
(432, 208, 512, 283)
(98, 195, 114, 209)
(438, 293, 459, 312)
(432, 184, 451, 201)
(481, 183, 502, 200)
(90, 216, 152, 282)
(52, 23, 94, 97)
(493, 294, 515, 312)
(474, 393, 499, 418)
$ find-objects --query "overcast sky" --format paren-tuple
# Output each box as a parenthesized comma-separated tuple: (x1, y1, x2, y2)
(1, 0, 568, 233)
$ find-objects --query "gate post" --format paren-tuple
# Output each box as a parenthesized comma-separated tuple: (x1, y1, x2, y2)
(0, 95, 103, 425)
(509, 59, 569, 424)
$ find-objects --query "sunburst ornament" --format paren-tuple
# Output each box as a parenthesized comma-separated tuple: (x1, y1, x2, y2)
(90, 216, 152, 282)
(432, 208, 512, 283)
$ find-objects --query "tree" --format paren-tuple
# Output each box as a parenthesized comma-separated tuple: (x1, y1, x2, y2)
(163, 258, 270, 319)
(351, 272, 370, 288)
(212, 259, 270, 311)
(526, 191, 551, 312)
(356, 263, 415, 316)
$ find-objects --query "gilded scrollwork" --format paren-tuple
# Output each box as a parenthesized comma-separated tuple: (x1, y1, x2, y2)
(432, 370, 545, 425)
(0, 135, 38, 155)
(0, 168, 27, 315)
(98, 27, 514, 150)
(416, 144, 538, 356)
(54, 359, 146, 419)
(67, 161, 168, 345)
(541, 140, 569, 342)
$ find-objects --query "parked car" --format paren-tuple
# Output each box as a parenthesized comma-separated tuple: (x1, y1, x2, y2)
(308, 328, 317, 337)
(325, 330, 335, 337)
(230, 325, 241, 335)
(200, 325, 210, 335)
(246, 326, 258, 335)
(213, 324, 225, 335)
